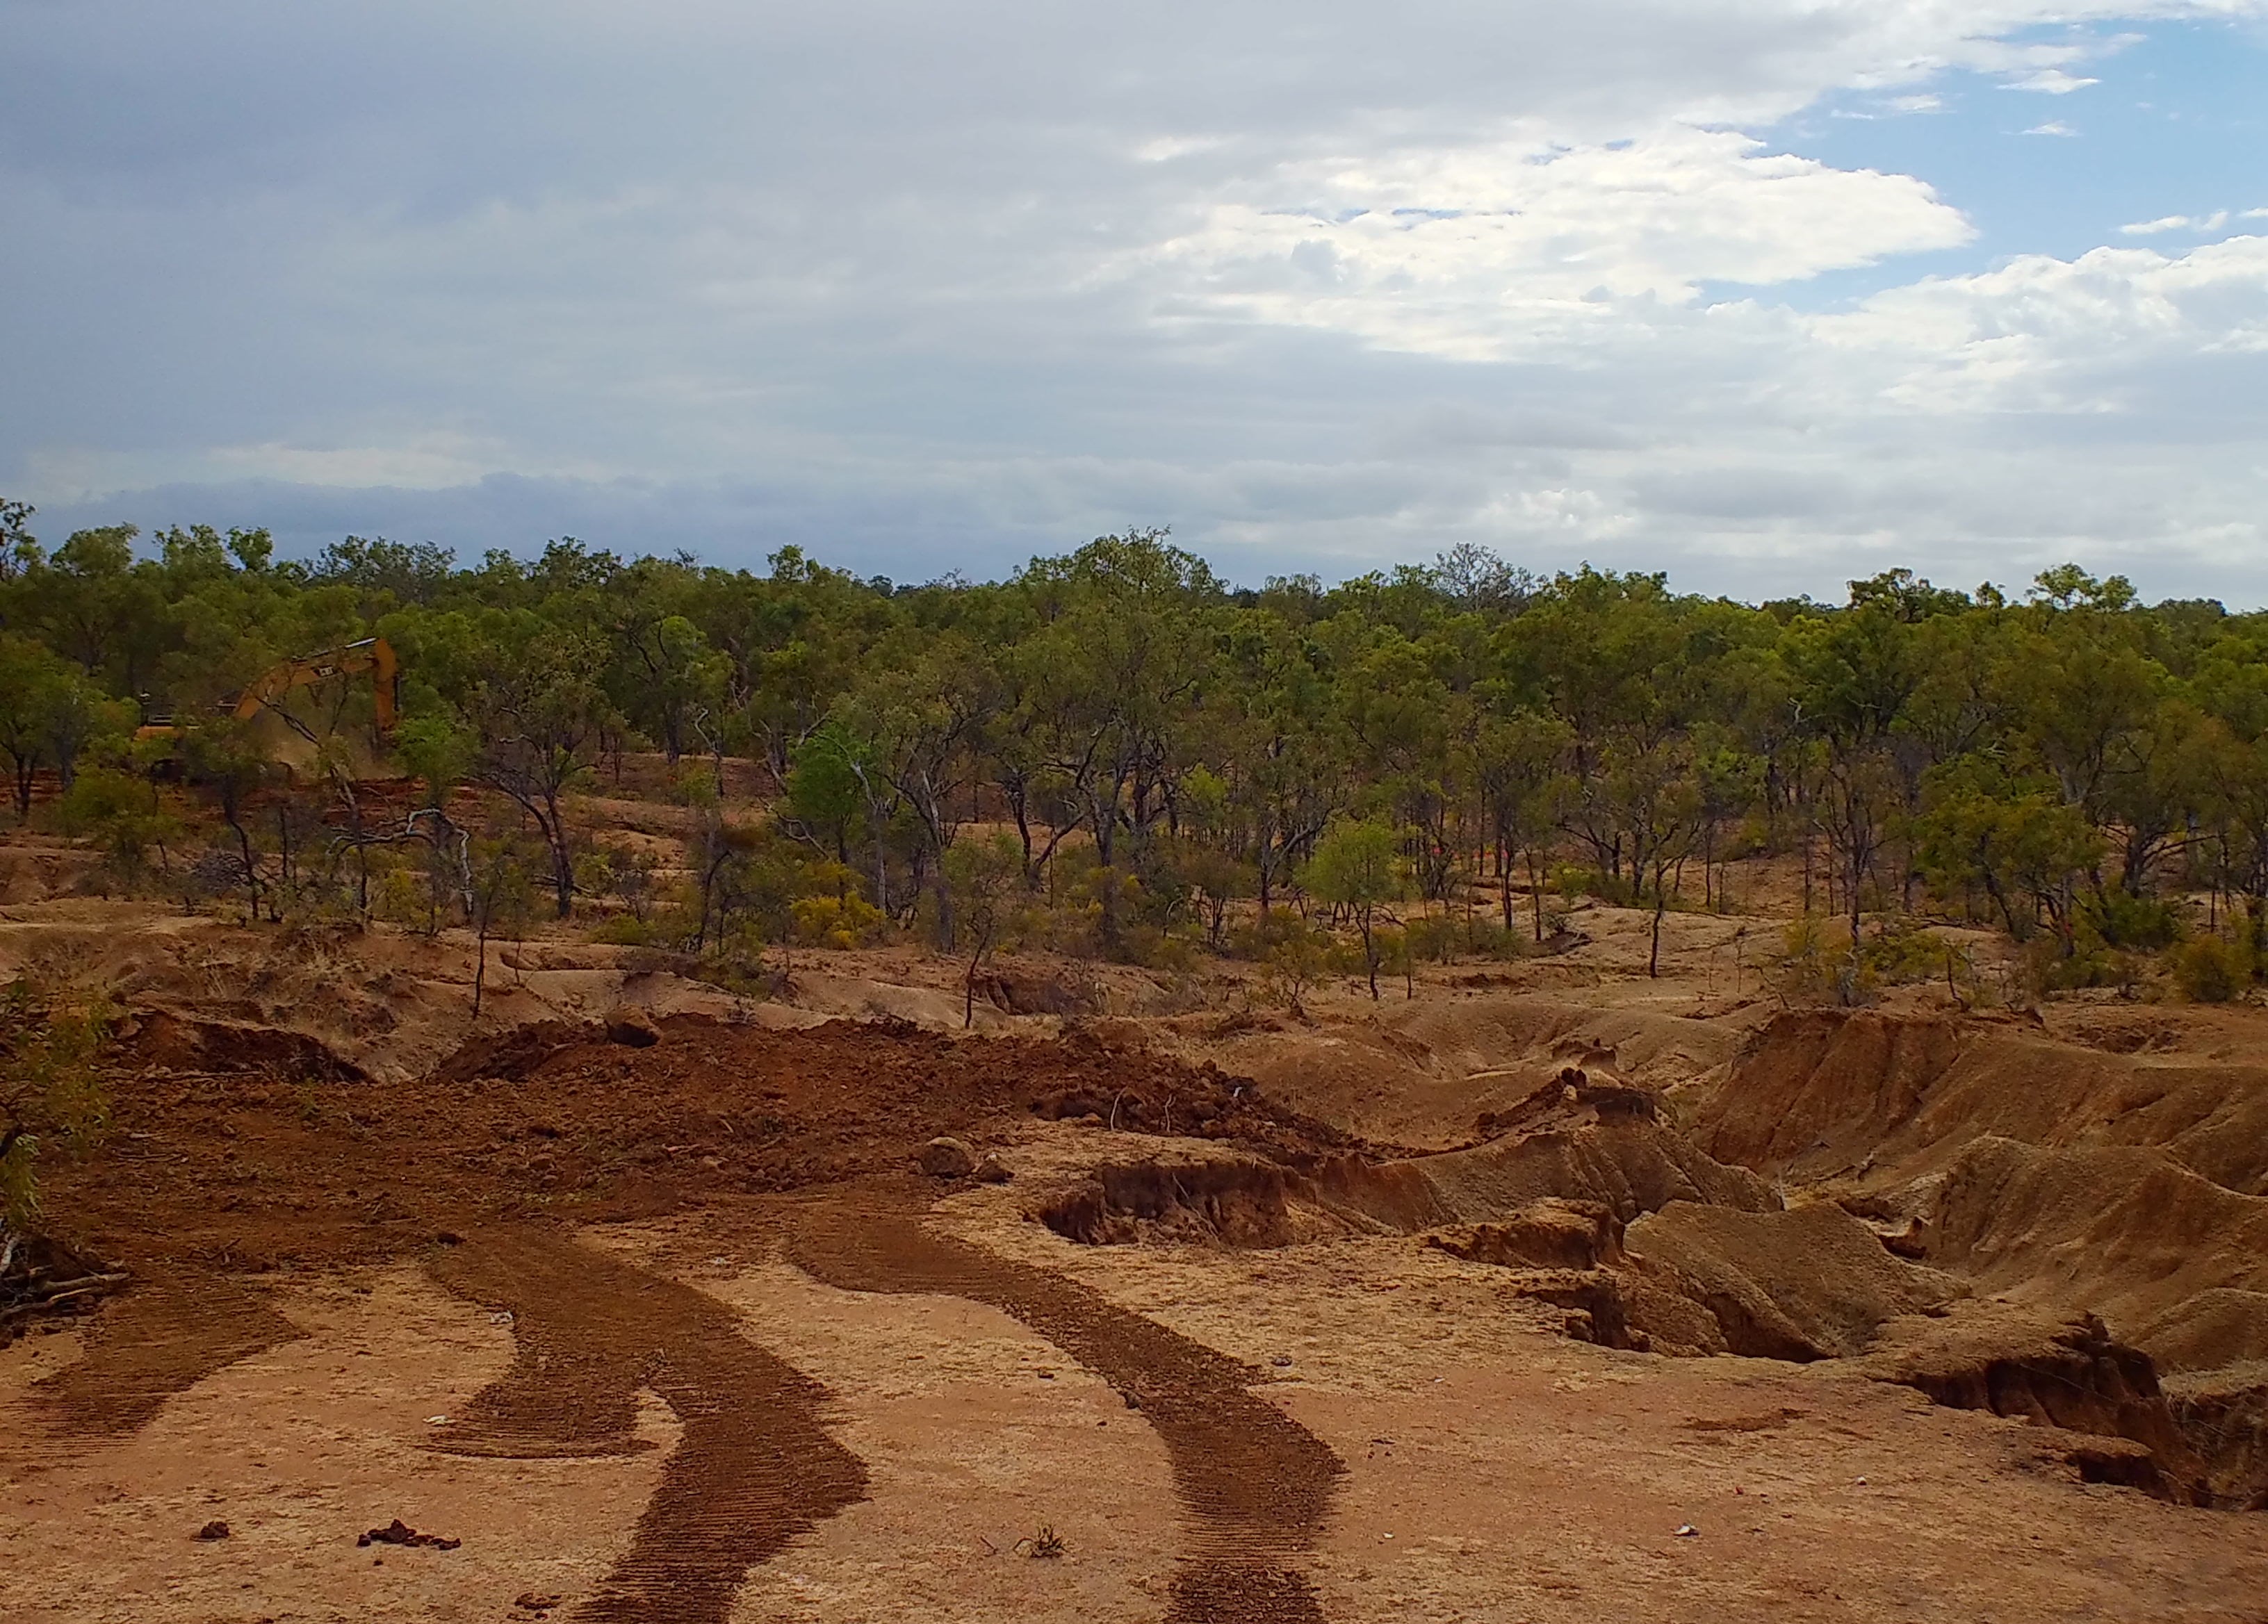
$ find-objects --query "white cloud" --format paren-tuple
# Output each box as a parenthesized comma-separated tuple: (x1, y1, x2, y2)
(1811, 234, 2268, 411)
(1147, 126, 1972, 360)
(6, 0, 2268, 602)
(2121, 210, 2231, 233)
(2023, 120, 2080, 136)
(2002, 68, 2102, 92)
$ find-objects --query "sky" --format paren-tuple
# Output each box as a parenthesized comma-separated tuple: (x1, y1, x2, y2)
(3, 1, 2266, 603)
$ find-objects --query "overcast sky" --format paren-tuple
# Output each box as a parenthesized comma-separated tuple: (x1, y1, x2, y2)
(5, 1, 2266, 602)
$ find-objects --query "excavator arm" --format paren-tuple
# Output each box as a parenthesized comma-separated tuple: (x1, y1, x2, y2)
(230, 637, 400, 733)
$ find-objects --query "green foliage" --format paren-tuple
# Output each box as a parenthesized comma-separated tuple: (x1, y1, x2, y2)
(0, 978, 115, 1230)
(1305, 817, 1408, 998)
(56, 766, 181, 882)
(2080, 887, 2180, 952)
(5, 498, 2266, 1001)
(1305, 817, 1405, 912)
(1241, 912, 1334, 1010)
(1911, 756, 2101, 940)
(2172, 935, 2250, 1003)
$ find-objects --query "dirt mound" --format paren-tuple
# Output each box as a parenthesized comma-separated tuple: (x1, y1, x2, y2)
(1028, 1049, 1378, 1163)
(1036, 1105, 1775, 1259)
(1695, 1009, 2268, 1197)
(1910, 1136, 2268, 1372)
(2132, 1290, 2268, 1375)
(429, 1017, 612, 1084)
(1369, 1113, 1778, 1230)
(38, 1017, 1307, 1281)
(117, 1008, 371, 1080)
(1622, 1201, 1964, 1362)
(1038, 1157, 1369, 1248)
(1419, 1198, 1961, 1363)
(1859, 1306, 2210, 1504)
(979, 966, 1101, 1017)
(1425, 1199, 1624, 1272)
(1209, 994, 1749, 1147)
(2166, 1370, 2268, 1511)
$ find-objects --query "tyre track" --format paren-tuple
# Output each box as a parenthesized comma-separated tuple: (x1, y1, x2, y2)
(429, 1229, 865, 1624)
(19, 1275, 304, 1450)
(790, 1199, 1341, 1624)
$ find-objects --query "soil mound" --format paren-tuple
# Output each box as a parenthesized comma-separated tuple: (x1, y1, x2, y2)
(1621, 1201, 1964, 1362)
(1695, 1009, 2268, 1197)
(1373, 1113, 1777, 1229)
(117, 1009, 370, 1080)
(1028, 1052, 1377, 1162)
(1425, 1198, 1624, 1272)
(1212, 994, 1747, 1147)
(38, 1017, 1313, 1279)
(2165, 1369, 2268, 1511)
(1859, 1306, 2210, 1504)
(1037, 1108, 1775, 1254)
(1038, 1157, 1370, 1247)
(1911, 1136, 2268, 1372)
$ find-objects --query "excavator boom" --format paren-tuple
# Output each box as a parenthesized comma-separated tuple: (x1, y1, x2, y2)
(229, 636, 400, 732)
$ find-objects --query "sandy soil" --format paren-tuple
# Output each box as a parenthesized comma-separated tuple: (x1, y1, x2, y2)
(4, 876, 2267, 1623)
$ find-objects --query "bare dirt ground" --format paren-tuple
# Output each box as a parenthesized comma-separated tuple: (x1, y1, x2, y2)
(4, 871, 2268, 1623)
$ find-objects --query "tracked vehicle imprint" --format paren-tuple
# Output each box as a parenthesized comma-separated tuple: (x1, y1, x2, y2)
(430, 1229, 866, 1624)
(791, 1199, 1343, 1624)
(23, 1276, 305, 1450)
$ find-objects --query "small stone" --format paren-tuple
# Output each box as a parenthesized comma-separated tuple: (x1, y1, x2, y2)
(917, 1137, 979, 1178)
(605, 1008, 662, 1047)
(515, 1593, 563, 1612)
(1675, 1525, 1699, 1538)
(971, 1153, 1013, 1183)
(193, 1520, 231, 1541)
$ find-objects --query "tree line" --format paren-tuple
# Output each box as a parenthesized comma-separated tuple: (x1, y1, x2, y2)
(2, 494, 2265, 996)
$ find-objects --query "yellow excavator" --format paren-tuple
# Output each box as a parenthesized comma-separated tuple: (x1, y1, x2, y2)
(136, 636, 400, 746)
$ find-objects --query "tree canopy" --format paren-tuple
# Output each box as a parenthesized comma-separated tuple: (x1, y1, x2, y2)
(3, 498, 2265, 991)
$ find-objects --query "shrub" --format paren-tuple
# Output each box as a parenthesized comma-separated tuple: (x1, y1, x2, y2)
(2082, 887, 2180, 952)
(0, 979, 115, 1230)
(790, 891, 888, 950)
(2172, 935, 2249, 1003)
(55, 768, 180, 885)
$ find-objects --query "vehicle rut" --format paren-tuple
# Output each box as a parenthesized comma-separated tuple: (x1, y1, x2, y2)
(20, 1274, 304, 1450)
(429, 1228, 865, 1624)
(790, 1199, 1342, 1624)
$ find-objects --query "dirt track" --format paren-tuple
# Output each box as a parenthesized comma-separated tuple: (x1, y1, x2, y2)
(792, 1188, 1341, 1623)
(9, 958, 2268, 1622)
(430, 1229, 865, 1624)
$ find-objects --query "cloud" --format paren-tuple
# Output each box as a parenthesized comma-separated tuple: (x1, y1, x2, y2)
(2002, 68, 2103, 92)
(2023, 120, 2080, 136)
(5, 0, 2268, 605)
(1809, 235, 2268, 412)
(2121, 210, 2232, 233)
(1145, 126, 1973, 360)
